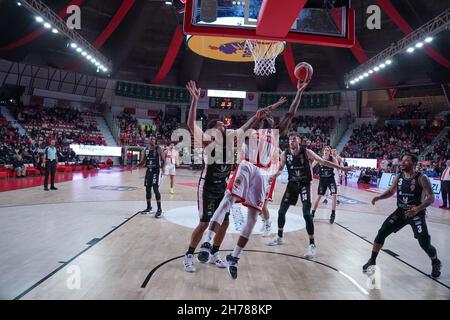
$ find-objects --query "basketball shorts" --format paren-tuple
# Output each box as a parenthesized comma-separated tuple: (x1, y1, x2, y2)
(318, 177, 337, 195)
(163, 163, 176, 176)
(198, 179, 229, 223)
(380, 209, 429, 239)
(227, 160, 269, 212)
(281, 181, 311, 206)
(144, 170, 160, 187)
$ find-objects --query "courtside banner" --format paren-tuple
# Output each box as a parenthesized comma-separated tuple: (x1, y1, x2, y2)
(70, 144, 122, 157)
(379, 173, 395, 190)
(344, 158, 377, 169)
(347, 170, 361, 183)
(431, 178, 442, 201)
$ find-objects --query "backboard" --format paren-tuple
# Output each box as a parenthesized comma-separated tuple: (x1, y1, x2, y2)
(184, 0, 355, 48)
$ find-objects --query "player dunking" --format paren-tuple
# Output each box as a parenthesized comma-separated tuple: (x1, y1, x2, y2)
(182, 81, 285, 272)
(197, 105, 284, 279)
(259, 79, 310, 237)
(363, 154, 442, 278)
(268, 133, 351, 258)
(137, 136, 163, 218)
(311, 146, 339, 224)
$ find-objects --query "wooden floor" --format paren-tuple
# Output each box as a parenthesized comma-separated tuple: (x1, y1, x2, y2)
(0, 168, 449, 300)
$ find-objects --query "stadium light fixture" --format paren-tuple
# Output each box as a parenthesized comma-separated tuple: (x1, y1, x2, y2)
(51, 28, 58, 34)
(43, 22, 51, 28)
(415, 42, 424, 48)
(425, 37, 433, 43)
(407, 47, 415, 53)
(35, 16, 43, 22)
(17, 2, 22, 6)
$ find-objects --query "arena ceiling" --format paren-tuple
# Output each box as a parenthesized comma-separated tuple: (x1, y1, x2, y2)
(0, 0, 449, 92)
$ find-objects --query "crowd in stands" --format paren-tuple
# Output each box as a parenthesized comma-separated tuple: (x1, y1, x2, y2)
(118, 110, 180, 146)
(389, 102, 429, 120)
(341, 122, 440, 160)
(13, 105, 106, 147)
(423, 131, 450, 165)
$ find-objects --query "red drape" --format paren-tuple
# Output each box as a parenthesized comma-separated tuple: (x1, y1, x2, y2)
(150, 26, 185, 84)
(0, 0, 87, 52)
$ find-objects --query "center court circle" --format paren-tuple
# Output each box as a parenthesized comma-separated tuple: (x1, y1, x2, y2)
(164, 204, 305, 234)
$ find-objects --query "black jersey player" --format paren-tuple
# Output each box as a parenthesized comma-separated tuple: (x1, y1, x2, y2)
(138, 136, 163, 217)
(268, 132, 351, 258)
(363, 154, 442, 278)
(311, 146, 339, 224)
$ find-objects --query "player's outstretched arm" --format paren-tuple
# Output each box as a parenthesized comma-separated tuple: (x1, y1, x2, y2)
(186, 81, 206, 143)
(278, 80, 309, 136)
(238, 97, 287, 133)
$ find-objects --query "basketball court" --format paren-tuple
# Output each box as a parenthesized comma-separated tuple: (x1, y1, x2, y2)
(0, 0, 449, 302)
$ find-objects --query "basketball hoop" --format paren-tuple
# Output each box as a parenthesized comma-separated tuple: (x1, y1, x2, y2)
(245, 39, 285, 76)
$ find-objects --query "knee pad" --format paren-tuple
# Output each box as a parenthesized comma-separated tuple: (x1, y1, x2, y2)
(153, 186, 161, 201)
(146, 186, 152, 199)
(240, 209, 258, 239)
(277, 202, 289, 228)
(418, 235, 436, 257)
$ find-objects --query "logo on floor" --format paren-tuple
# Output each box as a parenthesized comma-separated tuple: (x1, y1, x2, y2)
(337, 195, 367, 205)
(164, 204, 305, 234)
(91, 185, 138, 192)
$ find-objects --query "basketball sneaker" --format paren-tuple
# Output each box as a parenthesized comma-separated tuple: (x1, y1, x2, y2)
(304, 244, 316, 259)
(197, 242, 211, 263)
(267, 236, 283, 246)
(141, 207, 152, 214)
(208, 253, 227, 268)
(323, 198, 328, 204)
(183, 254, 196, 272)
(155, 209, 162, 219)
(362, 259, 376, 273)
(262, 221, 272, 238)
(329, 212, 336, 224)
(431, 259, 442, 278)
(225, 254, 239, 280)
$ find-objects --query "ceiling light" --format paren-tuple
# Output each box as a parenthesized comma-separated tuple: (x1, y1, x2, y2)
(368, 70, 374, 74)
(415, 42, 423, 48)
(407, 47, 415, 53)
(44, 22, 51, 29)
(81, 51, 87, 56)
(363, 73, 369, 77)
(17, 2, 22, 6)
(350, 81, 355, 85)
(385, 60, 392, 65)
(76, 47, 82, 52)
(380, 63, 386, 68)
(70, 43, 77, 48)
(425, 37, 433, 43)
(374, 66, 380, 71)
(51, 28, 58, 34)
(86, 55, 92, 60)
(35, 16, 43, 23)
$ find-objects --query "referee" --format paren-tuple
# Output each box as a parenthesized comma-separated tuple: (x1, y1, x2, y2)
(44, 139, 58, 191)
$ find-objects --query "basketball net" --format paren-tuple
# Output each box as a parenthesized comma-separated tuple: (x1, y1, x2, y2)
(245, 39, 285, 76)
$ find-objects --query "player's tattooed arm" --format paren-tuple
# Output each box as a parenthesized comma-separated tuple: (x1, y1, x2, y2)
(186, 81, 207, 144)
(371, 175, 398, 205)
(306, 149, 351, 173)
(405, 175, 435, 217)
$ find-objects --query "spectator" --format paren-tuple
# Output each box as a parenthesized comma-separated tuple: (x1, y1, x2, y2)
(440, 159, 450, 209)
(13, 155, 26, 177)
(43, 139, 58, 191)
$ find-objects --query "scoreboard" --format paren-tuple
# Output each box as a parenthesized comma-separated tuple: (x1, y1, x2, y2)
(209, 97, 244, 110)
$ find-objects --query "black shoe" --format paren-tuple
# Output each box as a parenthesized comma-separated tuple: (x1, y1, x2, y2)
(362, 259, 376, 273)
(323, 199, 328, 204)
(329, 213, 336, 224)
(439, 205, 448, 209)
(140, 208, 151, 214)
(226, 254, 239, 280)
(197, 242, 212, 263)
(431, 259, 442, 278)
(50, 187, 58, 190)
(337, 200, 341, 205)
(155, 210, 162, 218)
(44, 187, 49, 191)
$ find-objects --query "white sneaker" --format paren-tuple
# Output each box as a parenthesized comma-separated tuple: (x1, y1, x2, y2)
(208, 253, 227, 268)
(262, 221, 272, 238)
(183, 254, 196, 272)
(267, 236, 283, 246)
(304, 244, 316, 259)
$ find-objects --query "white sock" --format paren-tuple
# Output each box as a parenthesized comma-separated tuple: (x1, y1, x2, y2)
(232, 245, 243, 258)
(205, 230, 216, 244)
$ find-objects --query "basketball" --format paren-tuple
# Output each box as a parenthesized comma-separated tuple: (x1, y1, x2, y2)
(294, 62, 314, 83)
